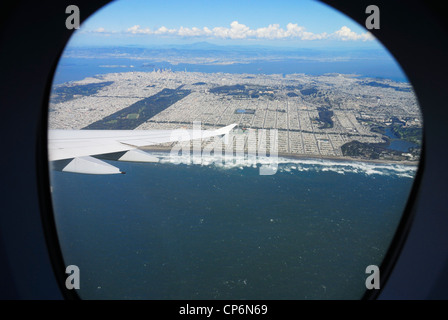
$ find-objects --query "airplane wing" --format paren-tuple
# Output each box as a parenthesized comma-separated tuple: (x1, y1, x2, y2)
(48, 123, 237, 174)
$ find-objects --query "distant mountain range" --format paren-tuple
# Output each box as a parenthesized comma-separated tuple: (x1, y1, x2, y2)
(63, 42, 390, 64)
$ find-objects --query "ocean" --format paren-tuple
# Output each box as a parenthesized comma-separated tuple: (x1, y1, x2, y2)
(52, 56, 409, 85)
(50, 153, 417, 299)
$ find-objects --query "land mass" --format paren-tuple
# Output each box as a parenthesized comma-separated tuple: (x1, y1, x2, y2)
(49, 70, 422, 164)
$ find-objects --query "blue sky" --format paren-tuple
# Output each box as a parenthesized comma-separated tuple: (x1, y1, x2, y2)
(69, 0, 382, 49)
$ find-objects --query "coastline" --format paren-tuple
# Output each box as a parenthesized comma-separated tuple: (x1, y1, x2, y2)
(140, 145, 420, 167)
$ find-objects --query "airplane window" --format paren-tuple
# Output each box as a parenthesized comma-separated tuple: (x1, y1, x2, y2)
(48, 0, 422, 299)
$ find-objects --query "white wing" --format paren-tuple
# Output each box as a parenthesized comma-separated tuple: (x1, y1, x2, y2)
(48, 124, 237, 174)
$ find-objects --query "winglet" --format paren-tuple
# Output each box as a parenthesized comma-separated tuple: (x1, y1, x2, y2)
(212, 123, 238, 136)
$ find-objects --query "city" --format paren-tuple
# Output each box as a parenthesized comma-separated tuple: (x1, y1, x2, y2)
(49, 70, 422, 163)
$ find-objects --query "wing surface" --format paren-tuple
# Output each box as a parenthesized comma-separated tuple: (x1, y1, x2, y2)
(48, 124, 237, 174)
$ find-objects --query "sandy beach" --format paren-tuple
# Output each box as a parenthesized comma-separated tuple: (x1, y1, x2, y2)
(141, 145, 420, 167)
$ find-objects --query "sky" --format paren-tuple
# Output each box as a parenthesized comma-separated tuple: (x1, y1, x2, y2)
(68, 0, 382, 49)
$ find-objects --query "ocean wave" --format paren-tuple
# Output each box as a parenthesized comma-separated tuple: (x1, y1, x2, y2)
(144, 151, 418, 178)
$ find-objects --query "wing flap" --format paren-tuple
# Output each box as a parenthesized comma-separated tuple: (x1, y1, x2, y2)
(118, 149, 159, 162)
(62, 156, 124, 175)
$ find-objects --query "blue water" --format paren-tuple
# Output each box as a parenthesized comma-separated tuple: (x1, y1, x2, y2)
(52, 57, 408, 85)
(384, 128, 419, 152)
(50, 156, 417, 299)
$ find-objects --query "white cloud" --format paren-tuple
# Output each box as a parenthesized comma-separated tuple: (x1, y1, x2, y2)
(114, 22, 374, 41)
(178, 26, 208, 37)
(255, 24, 284, 39)
(154, 26, 177, 35)
(212, 21, 252, 39)
(331, 26, 374, 41)
(80, 27, 117, 35)
(127, 25, 151, 34)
